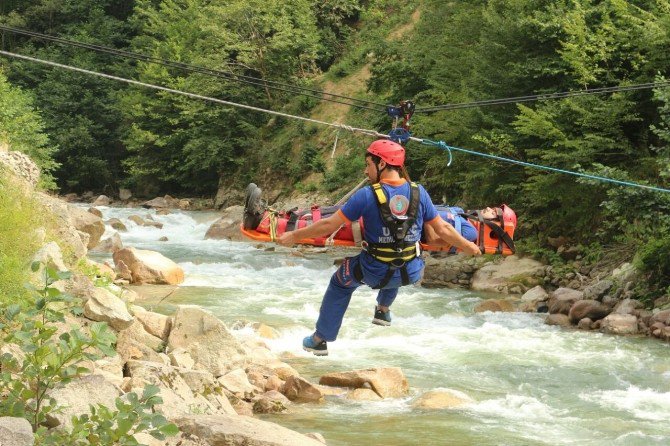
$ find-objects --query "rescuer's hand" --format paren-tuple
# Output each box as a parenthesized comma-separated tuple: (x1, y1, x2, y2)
(277, 232, 297, 247)
(463, 241, 482, 256)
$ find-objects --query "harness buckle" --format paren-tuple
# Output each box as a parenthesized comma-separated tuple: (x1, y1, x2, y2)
(390, 258, 406, 268)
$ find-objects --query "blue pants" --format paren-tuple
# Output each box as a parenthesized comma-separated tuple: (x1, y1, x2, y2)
(314, 254, 422, 342)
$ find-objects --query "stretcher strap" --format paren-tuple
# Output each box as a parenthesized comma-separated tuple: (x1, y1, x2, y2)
(325, 224, 344, 246)
(269, 211, 278, 242)
(352, 221, 363, 246)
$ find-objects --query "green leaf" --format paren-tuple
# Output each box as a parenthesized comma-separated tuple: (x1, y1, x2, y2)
(159, 423, 179, 436)
(31, 261, 41, 272)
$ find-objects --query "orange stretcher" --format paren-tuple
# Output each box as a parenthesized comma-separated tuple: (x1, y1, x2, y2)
(241, 204, 517, 255)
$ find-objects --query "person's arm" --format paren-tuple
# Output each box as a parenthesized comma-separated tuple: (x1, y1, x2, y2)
(277, 211, 346, 247)
(425, 217, 481, 255)
(423, 223, 444, 245)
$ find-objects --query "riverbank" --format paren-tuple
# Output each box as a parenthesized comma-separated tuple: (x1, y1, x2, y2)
(2, 151, 669, 445)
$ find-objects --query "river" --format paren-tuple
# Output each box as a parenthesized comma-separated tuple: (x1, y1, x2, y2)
(91, 207, 670, 446)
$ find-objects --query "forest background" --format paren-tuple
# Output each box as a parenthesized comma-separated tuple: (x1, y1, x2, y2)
(1, 0, 670, 302)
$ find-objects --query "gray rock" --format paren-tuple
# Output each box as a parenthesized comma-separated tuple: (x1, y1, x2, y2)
(0, 417, 34, 446)
(119, 188, 132, 201)
(204, 206, 245, 241)
(521, 285, 549, 302)
(83, 287, 134, 330)
(45, 375, 121, 429)
(601, 314, 639, 335)
(582, 280, 614, 301)
(548, 288, 584, 315)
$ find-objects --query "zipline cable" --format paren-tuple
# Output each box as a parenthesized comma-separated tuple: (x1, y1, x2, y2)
(1, 49, 668, 195)
(0, 25, 387, 112)
(416, 81, 670, 113)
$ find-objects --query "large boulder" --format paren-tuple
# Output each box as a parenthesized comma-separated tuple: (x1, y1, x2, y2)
(112, 247, 184, 285)
(601, 314, 639, 335)
(167, 306, 247, 376)
(68, 205, 105, 249)
(125, 361, 228, 419)
(173, 414, 326, 446)
(204, 205, 245, 241)
(318, 367, 409, 399)
(45, 374, 121, 429)
(548, 288, 584, 315)
(470, 256, 545, 294)
(0, 417, 34, 446)
(568, 300, 611, 324)
(34, 193, 88, 261)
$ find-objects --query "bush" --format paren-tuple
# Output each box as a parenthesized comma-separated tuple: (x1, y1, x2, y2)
(0, 172, 44, 305)
(0, 264, 177, 443)
(633, 233, 670, 301)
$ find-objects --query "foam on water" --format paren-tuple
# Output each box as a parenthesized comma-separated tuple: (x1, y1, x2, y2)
(579, 386, 670, 422)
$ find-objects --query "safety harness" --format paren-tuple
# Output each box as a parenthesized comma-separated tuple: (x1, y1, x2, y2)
(354, 182, 421, 289)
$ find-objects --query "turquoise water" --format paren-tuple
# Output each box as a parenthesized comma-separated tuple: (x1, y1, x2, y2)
(93, 207, 670, 445)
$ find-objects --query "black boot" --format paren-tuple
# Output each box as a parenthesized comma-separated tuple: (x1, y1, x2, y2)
(243, 183, 263, 230)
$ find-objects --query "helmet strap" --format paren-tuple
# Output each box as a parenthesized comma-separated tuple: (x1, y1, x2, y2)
(374, 160, 386, 183)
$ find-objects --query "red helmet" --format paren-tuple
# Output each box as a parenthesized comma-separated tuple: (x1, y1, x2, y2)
(366, 139, 405, 166)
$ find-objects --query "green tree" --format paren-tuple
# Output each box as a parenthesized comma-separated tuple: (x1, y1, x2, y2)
(0, 70, 57, 187)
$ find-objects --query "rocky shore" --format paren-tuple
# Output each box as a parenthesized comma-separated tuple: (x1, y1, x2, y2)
(2, 150, 668, 445)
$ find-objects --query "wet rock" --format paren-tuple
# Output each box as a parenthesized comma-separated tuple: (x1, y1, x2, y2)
(650, 310, 670, 326)
(568, 300, 610, 324)
(474, 299, 516, 313)
(545, 314, 571, 327)
(282, 375, 324, 403)
(92, 232, 124, 253)
(204, 205, 245, 241)
(548, 288, 584, 315)
(107, 218, 127, 231)
(92, 195, 110, 206)
(319, 367, 409, 399)
(521, 285, 549, 302)
(253, 390, 291, 414)
(577, 318, 593, 330)
(88, 207, 103, 217)
(411, 388, 474, 409)
(113, 247, 184, 285)
(601, 314, 639, 335)
(346, 388, 382, 401)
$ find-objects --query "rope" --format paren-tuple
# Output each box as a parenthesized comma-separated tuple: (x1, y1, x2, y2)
(416, 81, 670, 113)
(0, 50, 388, 138)
(418, 139, 670, 194)
(1, 49, 668, 195)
